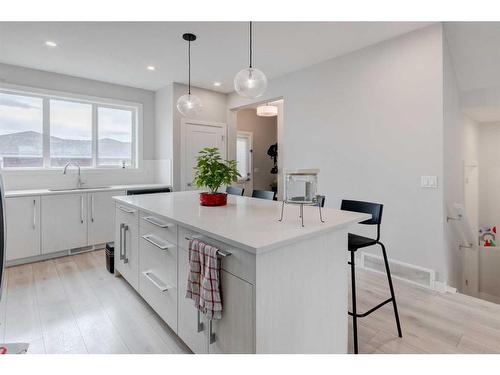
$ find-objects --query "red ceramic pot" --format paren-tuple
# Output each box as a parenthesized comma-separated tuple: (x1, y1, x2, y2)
(199, 192, 227, 206)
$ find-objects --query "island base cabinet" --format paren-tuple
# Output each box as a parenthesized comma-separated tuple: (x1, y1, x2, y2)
(115, 204, 139, 290)
(178, 248, 209, 353)
(178, 247, 255, 354)
(208, 270, 254, 354)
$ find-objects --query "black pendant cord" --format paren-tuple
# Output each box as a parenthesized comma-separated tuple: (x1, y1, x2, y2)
(249, 21, 253, 69)
(188, 39, 191, 95)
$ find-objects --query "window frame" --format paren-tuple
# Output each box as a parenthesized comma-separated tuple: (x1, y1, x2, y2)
(0, 83, 141, 171)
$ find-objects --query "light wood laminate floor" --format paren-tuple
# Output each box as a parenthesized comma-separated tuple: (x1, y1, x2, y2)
(2, 250, 500, 354)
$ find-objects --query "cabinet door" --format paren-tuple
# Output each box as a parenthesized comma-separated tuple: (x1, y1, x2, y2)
(88, 190, 125, 245)
(209, 270, 254, 354)
(177, 248, 208, 354)
(115, 204, 139, 290)
(41, 193, 88, 254)
(5, 196, 41, 261)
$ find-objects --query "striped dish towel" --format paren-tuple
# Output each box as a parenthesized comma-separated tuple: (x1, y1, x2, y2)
(186, 239, 223, 320)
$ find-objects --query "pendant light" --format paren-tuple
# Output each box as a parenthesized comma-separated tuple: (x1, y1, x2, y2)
(234, 22, 267, 98)
(177, 33, 202, 116)
(256, 103, 278, 117)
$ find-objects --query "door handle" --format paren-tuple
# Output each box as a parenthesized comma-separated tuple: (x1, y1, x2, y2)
(32, 199, 36, 229)
(187, 182, 192, 187)
(123, 224, 129, 264)
(80, 195, 84, 224)
(91, 194, 94, 222)
(119, 223, 125, 260)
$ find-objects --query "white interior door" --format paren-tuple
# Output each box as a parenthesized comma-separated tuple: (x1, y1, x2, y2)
(182, 120, 226, 191)
(235, 131, 253, 196)
(463, 161, 479, 296)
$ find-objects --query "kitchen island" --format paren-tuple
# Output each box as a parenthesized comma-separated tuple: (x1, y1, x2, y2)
(113, 191, 370, 354)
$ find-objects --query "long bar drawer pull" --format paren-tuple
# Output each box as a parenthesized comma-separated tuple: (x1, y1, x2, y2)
(142, 216, 170, 228)
(118, 205, 135, 214)
(142, 234, 174, 250)
(184, 236, 232, 257)
(142, 270, 170, 292)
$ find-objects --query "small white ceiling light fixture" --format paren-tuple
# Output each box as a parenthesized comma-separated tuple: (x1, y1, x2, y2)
(45, 40, 57, 47)
(256, 104, 278, 117)
(147, 65, 156, 71)
(177, 33, 202, 117)
(234, 21, 267, 99)
(213, 82, 221, 87)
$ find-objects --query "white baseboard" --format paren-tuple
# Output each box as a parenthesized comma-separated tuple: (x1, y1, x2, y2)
(6, 244, 106, 267)
(360, 251, 454, 293)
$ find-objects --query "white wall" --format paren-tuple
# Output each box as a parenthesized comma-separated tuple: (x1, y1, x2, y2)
(228, 25, 449, 282)
(0, 63, 159, 190)
(443, 35, 479, 288)
(478, 122, 500, 229)
(155, 83, 227, 191)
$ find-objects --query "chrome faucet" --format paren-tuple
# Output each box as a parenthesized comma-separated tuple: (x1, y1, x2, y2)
(63, 162, 83, 188)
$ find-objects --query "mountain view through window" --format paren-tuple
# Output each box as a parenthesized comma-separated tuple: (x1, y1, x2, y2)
(0, 90, 135, 168)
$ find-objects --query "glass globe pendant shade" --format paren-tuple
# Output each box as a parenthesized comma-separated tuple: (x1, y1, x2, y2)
(234, 67, 267, 99)
(177, 93, 202, 117)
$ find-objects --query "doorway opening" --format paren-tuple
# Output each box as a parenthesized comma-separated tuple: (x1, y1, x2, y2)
(232, 100, 282, 198)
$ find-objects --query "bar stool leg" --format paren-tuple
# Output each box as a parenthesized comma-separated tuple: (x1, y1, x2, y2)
(350, 250, 359, 354)
(380, 242, 402, 338)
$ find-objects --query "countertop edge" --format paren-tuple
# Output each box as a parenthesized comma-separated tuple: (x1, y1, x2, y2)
(113, 195, 371, 254)
(5, 184, 171, 198)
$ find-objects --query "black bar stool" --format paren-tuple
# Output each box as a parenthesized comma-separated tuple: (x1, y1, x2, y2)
(340, 199, 402, 354)
(251, 189, 275, 200)
(226, 186, 245, 196)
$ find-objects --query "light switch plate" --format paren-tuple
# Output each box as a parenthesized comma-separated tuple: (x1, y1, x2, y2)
(421, 176, 438, 188)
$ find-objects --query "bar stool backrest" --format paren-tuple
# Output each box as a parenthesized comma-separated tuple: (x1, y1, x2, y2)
(226, 186, 245, 196)
(251, 190, 275, 200)
(341, 200, 383, 240)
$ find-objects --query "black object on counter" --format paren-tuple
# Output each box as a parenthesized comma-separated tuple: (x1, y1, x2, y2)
(105, 242, 114, 274)
(126, 187, 171, 195)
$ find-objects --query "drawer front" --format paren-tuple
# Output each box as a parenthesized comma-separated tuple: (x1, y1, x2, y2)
(139, 234, 178, 330)
(139, 211, 177, 244)
(178, 226, 256, 285)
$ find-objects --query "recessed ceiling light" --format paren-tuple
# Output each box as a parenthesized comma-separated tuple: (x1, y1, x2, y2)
(45, 41, 57, 47)
(147, 65, 156, 71)
(213, 82, 221, 87)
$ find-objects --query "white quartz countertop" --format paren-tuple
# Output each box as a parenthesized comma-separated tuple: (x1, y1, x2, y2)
(5, 184, 171, 198)
(114, 191, 371, 253)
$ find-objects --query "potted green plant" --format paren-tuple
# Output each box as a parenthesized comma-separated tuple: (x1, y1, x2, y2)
(194, 147, 240, 206)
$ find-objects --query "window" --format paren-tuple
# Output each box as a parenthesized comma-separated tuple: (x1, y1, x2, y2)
(97, 107, 133, 167)
(50, 99, 92, 167)
(0, 92, 43, 168)
(0, 87, 139, 169)
(236, 131, 252, 181)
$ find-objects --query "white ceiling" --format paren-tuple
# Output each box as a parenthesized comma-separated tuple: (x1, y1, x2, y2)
(0, 22, 432, 93)
(446, 22, 500, 92)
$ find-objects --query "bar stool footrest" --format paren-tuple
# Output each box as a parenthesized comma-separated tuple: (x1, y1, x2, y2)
(348, 297, 393, 318)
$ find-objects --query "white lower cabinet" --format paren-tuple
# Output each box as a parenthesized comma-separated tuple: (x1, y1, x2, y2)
(114, 204, 139, 290)
(177, 245, 254, 354)
(208, 269, 254, 354)
(5, 196, 41, 261)
(88, 190, 125, 245)
(178, 247, 209, 353)
(41, 193, 88, 254)
(115, 209, 256, 354)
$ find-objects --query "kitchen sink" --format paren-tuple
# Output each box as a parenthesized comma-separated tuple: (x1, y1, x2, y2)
(48, 186, 111, 191)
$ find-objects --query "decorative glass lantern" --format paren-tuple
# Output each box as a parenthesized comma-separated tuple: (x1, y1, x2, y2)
(279, 169, 324, 227)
